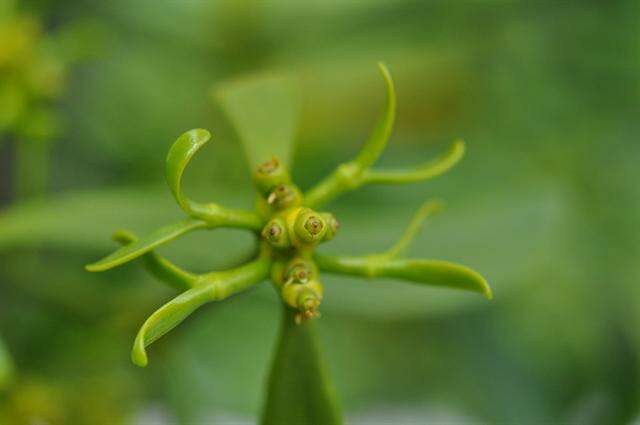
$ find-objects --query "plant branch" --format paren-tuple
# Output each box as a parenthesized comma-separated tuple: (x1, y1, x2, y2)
(262, 305, 342, 425)
(112, 230, 198, 291)
(132, 256, 271, 367)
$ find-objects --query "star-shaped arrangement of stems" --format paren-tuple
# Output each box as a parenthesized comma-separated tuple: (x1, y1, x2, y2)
(86, 63, 492, 367)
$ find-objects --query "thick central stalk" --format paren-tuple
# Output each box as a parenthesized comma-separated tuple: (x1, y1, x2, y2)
(261, 305, 342, 425)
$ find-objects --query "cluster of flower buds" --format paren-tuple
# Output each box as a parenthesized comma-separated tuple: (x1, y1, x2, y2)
(262, 207, 338, 249)
(255, 157, 340, 320)
(274, 258, 323, 324)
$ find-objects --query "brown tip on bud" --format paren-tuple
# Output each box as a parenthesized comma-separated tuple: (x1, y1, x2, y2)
(305, 216, 324, 235)
(294, 209, 328, 243)
(261, 219, 290, 249)
(302, 297, 319, 312)
(257, 157, 279, 174)
(254, 156, 291, 195)
(294, 305, 321, 325)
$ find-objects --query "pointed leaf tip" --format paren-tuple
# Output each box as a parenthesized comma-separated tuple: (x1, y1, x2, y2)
(85, 219, 207, 272)
(130, 284, 214, 367)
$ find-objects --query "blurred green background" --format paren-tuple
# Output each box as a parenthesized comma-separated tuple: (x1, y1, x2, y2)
(1, 0, 639, 423)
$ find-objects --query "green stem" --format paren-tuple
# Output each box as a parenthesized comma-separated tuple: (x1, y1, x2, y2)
(112, 230, 198, 291)
(262, 305, 342, 425)
(187, 202, 264, 230)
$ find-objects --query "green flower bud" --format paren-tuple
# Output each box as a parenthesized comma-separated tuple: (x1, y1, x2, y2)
(261, 218, 290, 249)
(281, 279, 323, 323)
(293, 208, 327, 244)
(253, 157, 290, 195)
(284, 258, 316, 284)
(266, 184, 301, 210)
(320, 213, 340, 241)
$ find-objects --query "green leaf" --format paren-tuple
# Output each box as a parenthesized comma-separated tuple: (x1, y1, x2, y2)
(384, 258, 491, 299)
(262, 307, 342, 425)
(216, 72, 299, 169)
(0, 337, 14, 391)
(132, 284, 213, 367)
(86, 218, 207, 272)
(132, 257, 270, 366)
(166, 128, 212, 213)
(315, 255, 492, 299)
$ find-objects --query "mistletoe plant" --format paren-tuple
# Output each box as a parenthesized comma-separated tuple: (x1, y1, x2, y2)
(86, 63, 491, 424)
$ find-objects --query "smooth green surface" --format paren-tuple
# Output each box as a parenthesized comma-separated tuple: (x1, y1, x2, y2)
(216, 73, 299, 169)
(262, 307, 342, 425)
(85, 218, 208, 272)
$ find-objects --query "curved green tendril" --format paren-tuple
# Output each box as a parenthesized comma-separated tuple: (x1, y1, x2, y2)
(132, 283, 214, 367)
(166, 129, 263, 229)
(363, 140, 465, 185)
(353, 62, 397, 170)
(166, 129, 211, 213)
